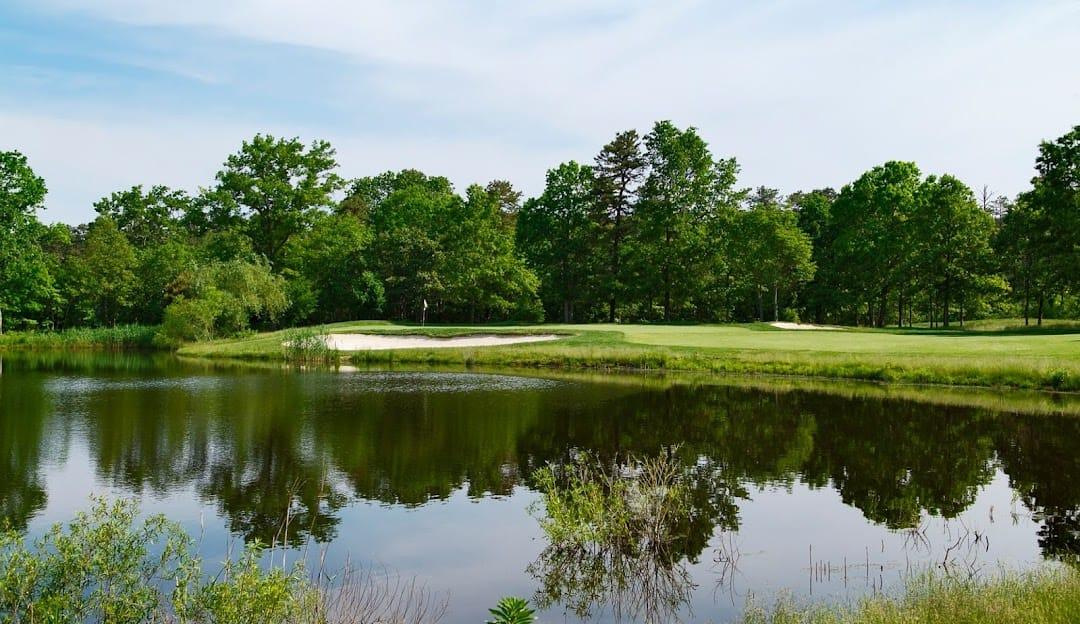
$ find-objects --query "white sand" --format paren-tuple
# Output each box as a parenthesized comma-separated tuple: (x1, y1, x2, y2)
(769, 321, 846, 331)
(321, 333, 560, 351)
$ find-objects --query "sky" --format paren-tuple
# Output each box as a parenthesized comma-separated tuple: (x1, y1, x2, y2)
(2, 0, 1078, 224)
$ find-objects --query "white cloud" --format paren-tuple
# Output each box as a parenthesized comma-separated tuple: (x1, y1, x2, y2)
(0, 110, 575, 224)
(8, 0, 1080, 221)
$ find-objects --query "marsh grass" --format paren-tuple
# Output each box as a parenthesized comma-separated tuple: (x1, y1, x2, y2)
(282, 326, 339, 364)
(740, 567, 1080, 624)
(0, 325, 159, 351)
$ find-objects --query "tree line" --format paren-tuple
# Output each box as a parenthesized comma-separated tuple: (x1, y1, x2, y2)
(1, 122, 1077, 340)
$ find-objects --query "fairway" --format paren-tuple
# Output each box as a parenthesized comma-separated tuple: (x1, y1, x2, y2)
(177, 320, 1080, 392)
(609, 324, 1080, 358)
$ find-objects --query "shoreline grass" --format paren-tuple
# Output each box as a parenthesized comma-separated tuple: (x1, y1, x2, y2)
(741, 567, 1080, 624)
(176, 320, 1080, 392)
(0, 325, 159, 351)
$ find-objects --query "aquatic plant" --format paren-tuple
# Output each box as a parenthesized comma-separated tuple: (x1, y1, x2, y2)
(485, 597, 536, 624)
(282, 326, 338, 363)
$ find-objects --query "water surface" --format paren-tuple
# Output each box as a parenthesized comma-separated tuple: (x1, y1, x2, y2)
(1, 352, 1078, 622)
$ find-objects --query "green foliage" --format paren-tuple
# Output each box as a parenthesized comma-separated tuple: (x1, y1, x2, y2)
(0, 325, 157, 350)
(285, 213, 384, 323)
(4, 123, 1080, 334)
(0, 498, 326, 624)
(529, 451, 699, 620)
(93, 184, 190, 247)
(635, 120, 741, 321)
(826, 161, 921, 327)
(205, 134, 343, 267)
(157, 258, 288, 344)
(0, 151, 54, 331)
(517, 161, 599, 322)
(732, 189, 815, 321)
(173, 543, 318, 624)
(0, 497, 192, 622)
(358, 169, 540, 322)
(486, 597, 536, 624)
(73, 216, 139, 326)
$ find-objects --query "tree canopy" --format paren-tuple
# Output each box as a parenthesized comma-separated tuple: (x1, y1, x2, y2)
(2, 123, 1079, 335)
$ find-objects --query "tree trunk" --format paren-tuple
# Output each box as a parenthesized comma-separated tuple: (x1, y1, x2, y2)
(663, 227, 672, 322)
(943, 279, 951, 328)
(773, 284, 779, 322)
(1037, 291, 1044, 326)
(897, 292, 903, 329)
(1022, 277, 1030, 326)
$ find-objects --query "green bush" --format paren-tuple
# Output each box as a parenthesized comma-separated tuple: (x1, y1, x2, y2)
(157, 259, 289, 345)
(0, 498, 317, 624)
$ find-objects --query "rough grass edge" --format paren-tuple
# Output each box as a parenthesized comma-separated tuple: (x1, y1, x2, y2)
(0, 325, 160, 351)
(740, 566, 1080, 624)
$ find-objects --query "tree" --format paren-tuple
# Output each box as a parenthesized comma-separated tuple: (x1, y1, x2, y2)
(0, 151, 54, 332)
(1027, 125, 1079, 298)
(75, 217, 138, 326)
(159, 258, 287, 343)
(996, 197, 1047, 325)
(286, 213, 384, 323)
(592, 130, 645, 322)
(635, 121, 735, 321)
(912, 174, 998, 327)
(361, 171, 456, 319)
(733, 189, 815, 321)
(209, 135, 342, 267)
(790, 188, 837, 323)
(130, 237, 198, 325)
(93, 185, 190, 247)
(484, 179, 523, 231)
(827, 162, 921, 326)
(441, 184, 540, 322)
(517, 162, 598, 322)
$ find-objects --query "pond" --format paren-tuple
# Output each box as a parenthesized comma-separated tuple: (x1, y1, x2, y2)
(1, 352, 1078, 622)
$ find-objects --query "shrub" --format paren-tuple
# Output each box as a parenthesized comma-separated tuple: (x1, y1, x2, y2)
(157, 259, 289, 345)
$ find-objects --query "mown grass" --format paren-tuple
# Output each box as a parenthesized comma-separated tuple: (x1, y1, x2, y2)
(0, 325, 159, 350)
(176, 320, 1080, 392)
(740, 567, 1080, 624)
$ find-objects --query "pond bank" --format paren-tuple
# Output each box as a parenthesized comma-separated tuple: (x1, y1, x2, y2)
(178, 322, 1080, 392)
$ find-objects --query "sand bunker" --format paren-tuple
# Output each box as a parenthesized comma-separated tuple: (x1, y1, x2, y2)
(321, 333, 560, 351)
(769, 322, 846, 331)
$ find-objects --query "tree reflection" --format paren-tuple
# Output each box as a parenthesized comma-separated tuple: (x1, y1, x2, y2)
(996, 416, 1080, 565)
(1, 353, 1078, 574)
(527, 450, 703, 622)
(0, 359, 51, 530)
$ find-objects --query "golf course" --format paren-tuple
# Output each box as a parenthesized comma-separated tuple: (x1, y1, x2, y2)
(175, 319, 1080, 391)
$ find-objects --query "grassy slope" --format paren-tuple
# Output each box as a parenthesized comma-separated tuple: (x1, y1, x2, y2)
(177, 320, 1080, 391)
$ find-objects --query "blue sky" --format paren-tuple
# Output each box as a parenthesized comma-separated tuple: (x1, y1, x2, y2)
(2, 0, 1078, 224)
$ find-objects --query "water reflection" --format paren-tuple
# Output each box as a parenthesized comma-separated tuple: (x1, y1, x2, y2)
(1, 352, 1079, 573)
